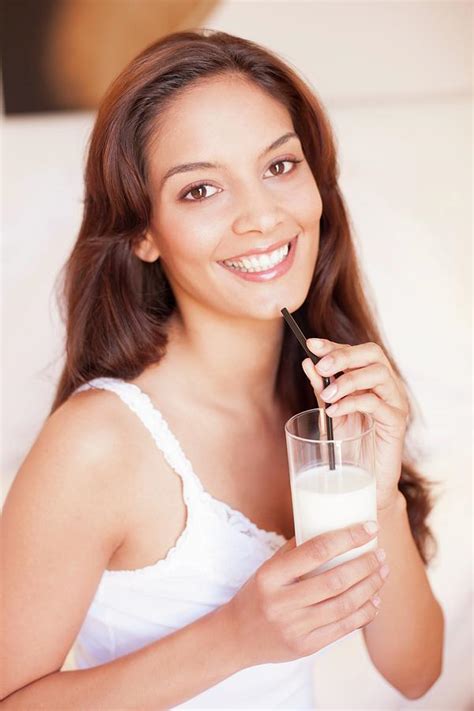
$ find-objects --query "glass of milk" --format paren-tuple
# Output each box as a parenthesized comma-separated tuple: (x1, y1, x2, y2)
(285, 408, 376, 579)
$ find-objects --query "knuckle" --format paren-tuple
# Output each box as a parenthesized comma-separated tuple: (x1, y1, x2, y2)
(309, 536, 330, 562)
(370, 552, 381, 570)
(328, 570, 345, 593)
(255, 570, 272, 599)
(340, 614, 356, 635)
(358, 603, 375, 627)
(369, 572, 383, 595)
(349, 525, 362, 547)
(346, 371, 355, 388)
(336, 593, 354, 618)
(341, 603, 372, 634)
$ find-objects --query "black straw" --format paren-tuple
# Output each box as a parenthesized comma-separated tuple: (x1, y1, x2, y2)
(281, 308, 336, 470)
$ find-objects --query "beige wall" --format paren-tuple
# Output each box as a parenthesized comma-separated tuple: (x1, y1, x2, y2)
(2, 2, 472, 708)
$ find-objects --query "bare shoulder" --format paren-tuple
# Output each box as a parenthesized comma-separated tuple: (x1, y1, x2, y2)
(24, 386, 138, 510)
(0, 385, 139, 699)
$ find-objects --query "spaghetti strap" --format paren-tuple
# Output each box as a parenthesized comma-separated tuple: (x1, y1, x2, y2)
(73, 377, 205, 505)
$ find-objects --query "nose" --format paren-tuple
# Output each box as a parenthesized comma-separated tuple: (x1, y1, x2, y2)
(232, 181, 285, 236)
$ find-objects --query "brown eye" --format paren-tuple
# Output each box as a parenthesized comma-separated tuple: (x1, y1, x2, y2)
(180, 183, 219, 202)
(269, 161, 287, 175)
(189, 186, 207, 200)
(266, 158, 303, 178)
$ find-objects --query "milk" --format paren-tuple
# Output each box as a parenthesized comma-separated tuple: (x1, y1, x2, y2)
(290, 463, 377, 578)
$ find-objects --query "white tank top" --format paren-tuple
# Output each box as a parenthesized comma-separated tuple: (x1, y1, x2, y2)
(70, 377, 317, 708)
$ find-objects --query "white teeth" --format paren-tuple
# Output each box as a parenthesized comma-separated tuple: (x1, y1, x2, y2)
(222, 242, 290, 272)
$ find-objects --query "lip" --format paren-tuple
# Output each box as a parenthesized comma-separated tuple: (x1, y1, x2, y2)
(218, 234, 298, 282)
(220, 236, 295, 261)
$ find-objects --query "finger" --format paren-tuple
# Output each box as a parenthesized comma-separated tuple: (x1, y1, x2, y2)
(325, 392, 407, 434)
(279, 548, 385, 609)
(301, 598, 381, 656)
(267, 521, 379, 585)
(306, 340, 392, 379)
(305, 338, 352, 357)
(319, 363, 404, 411)
(301, 358, 349, 401)
(293, 564, 389, 637)
(302, 358, 325, 395)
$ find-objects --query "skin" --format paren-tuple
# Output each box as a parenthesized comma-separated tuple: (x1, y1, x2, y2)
(133, 74, 444, 696)
(134, 74, 322, 421)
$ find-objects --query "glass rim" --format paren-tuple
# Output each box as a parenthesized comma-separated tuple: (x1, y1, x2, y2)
(284, 407, 375, 444)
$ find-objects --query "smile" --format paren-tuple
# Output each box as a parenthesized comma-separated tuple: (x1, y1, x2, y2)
(217, 234, 298, 282)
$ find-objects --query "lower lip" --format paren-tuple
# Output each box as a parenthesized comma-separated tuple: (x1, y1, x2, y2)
(218, 235, 298, 282)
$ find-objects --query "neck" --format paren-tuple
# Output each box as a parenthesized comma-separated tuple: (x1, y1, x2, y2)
(159, 306, 286, 420)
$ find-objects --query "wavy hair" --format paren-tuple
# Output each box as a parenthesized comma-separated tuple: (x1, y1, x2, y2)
(49, 29, 438, 564)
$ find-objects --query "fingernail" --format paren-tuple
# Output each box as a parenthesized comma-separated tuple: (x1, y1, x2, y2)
(302, 359, 313, 376)
(371, 595, 382, 607)
(307, 338, 325, 350)
(380, 564, 390, 579)
(375, 548, 386, 562)
(321, 383, 337, 400)
(363, 521, 378, 534)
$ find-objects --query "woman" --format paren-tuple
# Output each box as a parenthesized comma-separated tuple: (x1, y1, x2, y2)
(2, 29, 443, 708)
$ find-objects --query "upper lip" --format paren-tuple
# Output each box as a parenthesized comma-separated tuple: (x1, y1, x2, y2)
(220, 236, 296, 261)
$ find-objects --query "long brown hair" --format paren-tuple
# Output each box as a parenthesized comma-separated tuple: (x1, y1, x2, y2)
(50, 28, 438, 564)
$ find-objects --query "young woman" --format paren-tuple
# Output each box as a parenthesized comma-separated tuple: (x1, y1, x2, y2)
(2, 29, 444, 708)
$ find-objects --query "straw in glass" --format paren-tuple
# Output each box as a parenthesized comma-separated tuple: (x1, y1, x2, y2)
(281, 307, 336, 470)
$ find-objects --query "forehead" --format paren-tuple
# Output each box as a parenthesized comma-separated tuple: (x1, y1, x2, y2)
(147, 76, 295, 171)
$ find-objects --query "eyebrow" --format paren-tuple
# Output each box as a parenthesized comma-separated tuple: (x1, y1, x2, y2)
(161, 131, 299, 187)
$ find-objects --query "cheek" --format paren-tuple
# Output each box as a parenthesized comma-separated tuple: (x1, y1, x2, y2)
(170, 234, 214, 269)
(288, 173, 323, 226)
(156, 207, 215, 265)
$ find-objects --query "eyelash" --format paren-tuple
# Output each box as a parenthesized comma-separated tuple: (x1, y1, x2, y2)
(179, 157, 304, 203)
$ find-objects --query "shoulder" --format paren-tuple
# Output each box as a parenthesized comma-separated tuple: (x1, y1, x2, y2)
(0, 384, 136, 699)
(14, 384, 141, 543)
(46, 384, 132, 465)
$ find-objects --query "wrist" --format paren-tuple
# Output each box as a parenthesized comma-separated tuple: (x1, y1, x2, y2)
(377, 491, 407, 520)
(212, 601, 250, 674)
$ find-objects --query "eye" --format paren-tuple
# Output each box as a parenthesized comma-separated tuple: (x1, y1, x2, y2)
(265, 158, 302, 178)
(180, 183, 220, 203)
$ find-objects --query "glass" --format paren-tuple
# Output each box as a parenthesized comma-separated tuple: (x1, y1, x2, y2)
(285, 408, 377, 579)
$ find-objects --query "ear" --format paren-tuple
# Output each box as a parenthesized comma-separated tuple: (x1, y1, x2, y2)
(133, 230, 160, 263)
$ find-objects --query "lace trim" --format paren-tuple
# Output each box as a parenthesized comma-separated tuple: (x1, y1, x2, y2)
(74, 377, 289, 578)
(80, 377, 205, 505)
(198, 490, 288, 549)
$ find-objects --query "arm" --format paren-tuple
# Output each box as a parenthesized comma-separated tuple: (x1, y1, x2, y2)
(1, 604, 243, 709)
(1, 391, 246, 709)
(362, 493, 444, 699)
(302, 336, 445, 699)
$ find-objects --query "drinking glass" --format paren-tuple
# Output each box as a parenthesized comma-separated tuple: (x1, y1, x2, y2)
(285, 408, 376, 579)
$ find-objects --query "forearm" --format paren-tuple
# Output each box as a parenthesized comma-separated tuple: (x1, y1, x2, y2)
(362, 493, 444, 699)
(2, 604, 244, 710)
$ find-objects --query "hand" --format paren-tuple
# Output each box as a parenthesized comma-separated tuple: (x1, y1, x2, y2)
(225, 523, 389, 667)
(302, 338, 409, 511)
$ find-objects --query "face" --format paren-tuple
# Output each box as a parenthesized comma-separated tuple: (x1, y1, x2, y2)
(135, 75, 323, 321)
